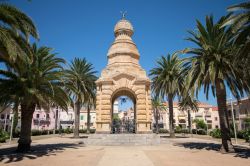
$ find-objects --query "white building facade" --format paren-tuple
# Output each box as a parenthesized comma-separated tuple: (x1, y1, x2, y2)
(152, 102, 220, 130)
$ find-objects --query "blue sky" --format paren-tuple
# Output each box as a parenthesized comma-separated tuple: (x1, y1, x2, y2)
(8, 0, 245, 107)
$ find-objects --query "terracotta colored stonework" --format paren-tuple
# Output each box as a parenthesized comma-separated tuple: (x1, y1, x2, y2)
(96, 18, 152, 133)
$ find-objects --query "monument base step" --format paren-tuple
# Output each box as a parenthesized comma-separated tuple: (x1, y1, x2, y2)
(85, 134, 162, 146)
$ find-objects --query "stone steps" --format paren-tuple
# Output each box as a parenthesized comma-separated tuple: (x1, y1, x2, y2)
(85, 134, 162, 146)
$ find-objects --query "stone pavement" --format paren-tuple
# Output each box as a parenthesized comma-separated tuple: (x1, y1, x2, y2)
(0, 136, 249, 166)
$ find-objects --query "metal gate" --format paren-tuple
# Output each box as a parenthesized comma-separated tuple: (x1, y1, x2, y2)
(111, 119, 135, 134)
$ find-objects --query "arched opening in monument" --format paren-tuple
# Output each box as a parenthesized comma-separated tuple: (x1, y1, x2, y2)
(111, 89, 136, 134)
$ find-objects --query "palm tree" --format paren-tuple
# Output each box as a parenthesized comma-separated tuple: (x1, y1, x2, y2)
(178, 95, 198, 133)
(151, 95, 166, 134)
(64, 58, 97, 138)
(186, 15, 245, 153)
(150, 52, 185, 137)
(223, 1, 250, 92)
(0, 43, 69, 152)
(223, 1, 250, 46)
(86, 93, 96, 134)
(0, 4, 38, 61)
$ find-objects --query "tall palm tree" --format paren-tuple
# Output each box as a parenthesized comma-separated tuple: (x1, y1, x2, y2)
(151, 95, 166, 134)
(223, 1, 250, 92)
(0, 43, 69, 152)
(0, 4, 38, 61)
(186, 15, 245, 153)
(86, 93, 96, 134)
(150, 52, 185, 137)
(178, 95, 199, 133)
(223, 1, 250, 45)
(65, 58, 97, 138)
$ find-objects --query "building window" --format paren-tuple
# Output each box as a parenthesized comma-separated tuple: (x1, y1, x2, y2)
(215, 125, 219, 129)
(80, 115, 84, 120)
(36, 114, 40, 118)
(46, 114, 50, 119)
(215, 117, 218, 121)
(7, 115, 10, 119)
(69, 114, 73, 120)
(1, 114, 4, 119)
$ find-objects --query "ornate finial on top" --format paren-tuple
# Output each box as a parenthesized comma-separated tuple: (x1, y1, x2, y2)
(120, 11, 127, 19)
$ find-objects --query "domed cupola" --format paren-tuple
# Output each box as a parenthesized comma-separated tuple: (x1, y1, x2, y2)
(114, 18, 134, 37)
(107, 15, 140, 66)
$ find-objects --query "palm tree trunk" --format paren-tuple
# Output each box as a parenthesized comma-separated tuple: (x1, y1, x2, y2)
(74, 101, 80, 138)
(12, 104, 19, 135)
(17, 103, 36, 152)
(215, 79, 234, 153)
(168, 94, 175, 138)
(155, 108, 159, 134)
(188, 110, 191, 134)
(87, 104, 91, 134)
(54, 106, 59, 134)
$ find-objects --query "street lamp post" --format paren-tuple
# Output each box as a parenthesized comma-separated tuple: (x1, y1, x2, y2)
(9, 113, 14, 144)
(230, 93, 238, 144)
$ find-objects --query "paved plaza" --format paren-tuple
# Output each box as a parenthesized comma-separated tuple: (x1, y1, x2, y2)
(0, 135, 249, 166)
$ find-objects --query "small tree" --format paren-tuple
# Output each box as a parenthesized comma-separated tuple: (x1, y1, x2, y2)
(150, 52, 185, 138)
(64, 58, 97, 138)
(193, 119, 207, 130)
(152, 95, 166, 134)
(178, 94, 199, 133)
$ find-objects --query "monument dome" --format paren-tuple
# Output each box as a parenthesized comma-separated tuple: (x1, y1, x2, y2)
(114, 18, 134, 37)
(107, 17, 140, 65)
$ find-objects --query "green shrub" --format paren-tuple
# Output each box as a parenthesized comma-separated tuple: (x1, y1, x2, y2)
(181, 129, 189, 134)
(31, 129, 41, 136)
(175, 126, 182, 133)
(159, 128, 168, 133)
(235, 130, 250, 142)
(242, 129, 250, 142)
(192, 129, 197, 134)
(237, 130, 245, 139)
(197, 129, 206, 135)
(193, 119, 207, 130)
(64, 128, 73, 134)
(0, 129, 9, 143)
(48, 130, 54, 134)
(79, 129, 87, 133)
(89, 128, 96, 134)
(210, 128, 221, 138)
(41, 130, 48, 135)
(13, 129, 20, 138)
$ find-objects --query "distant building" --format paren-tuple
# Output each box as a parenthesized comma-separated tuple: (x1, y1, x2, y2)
(58, 107, 74, 129)
(32, 108, 57, 130)
(152, 102, 220, 130)
(124, 108, 134, 120)
(113, 100, 119, 114)
(30, 106, 96, 130)
(0, 107, 12, 132)
(227, 97, 250, 130)
(79, 107, 96, 129)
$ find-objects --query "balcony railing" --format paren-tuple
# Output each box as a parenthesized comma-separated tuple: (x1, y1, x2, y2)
(195, 113, 203, 117)
(178, 113, 186, 117)
(205, 113, 211, 117)
(33, 118, 50, 125)
(60, 120, 74, 125)
(206, 120, 212, 124)
(0, 119, 10, 124)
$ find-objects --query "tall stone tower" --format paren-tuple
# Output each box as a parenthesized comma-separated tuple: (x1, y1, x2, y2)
(96, 17, 152, 133)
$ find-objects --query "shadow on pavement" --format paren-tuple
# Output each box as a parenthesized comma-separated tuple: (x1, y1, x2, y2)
(174, 142, 250, 159)
(0, 143, 84, 164)
(160, 135, 189, 138)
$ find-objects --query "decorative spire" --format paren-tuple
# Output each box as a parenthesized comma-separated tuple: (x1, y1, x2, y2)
(120, 11, 127, 20)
